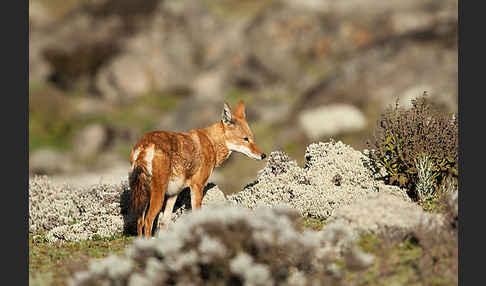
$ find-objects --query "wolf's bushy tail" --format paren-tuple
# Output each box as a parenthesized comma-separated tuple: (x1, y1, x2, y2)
(129, 163, 151, 215)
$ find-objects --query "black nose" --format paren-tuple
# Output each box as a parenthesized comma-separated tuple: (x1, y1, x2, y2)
(261, 153, 267, 159)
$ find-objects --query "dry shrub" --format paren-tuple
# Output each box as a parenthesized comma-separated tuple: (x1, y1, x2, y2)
(69, 206, 374, 286)
(367, 92, 458, 201)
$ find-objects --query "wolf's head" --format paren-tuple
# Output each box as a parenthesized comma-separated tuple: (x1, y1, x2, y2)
(221, 100, 266, 160)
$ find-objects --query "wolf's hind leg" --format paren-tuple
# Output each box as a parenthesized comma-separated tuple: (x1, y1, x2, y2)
(136, 204, 147, 236)
(144, 179, 168, 238)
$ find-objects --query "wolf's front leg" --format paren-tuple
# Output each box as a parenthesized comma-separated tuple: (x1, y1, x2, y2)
(160, 194, 178, 231)
(190, 183, 204, 210)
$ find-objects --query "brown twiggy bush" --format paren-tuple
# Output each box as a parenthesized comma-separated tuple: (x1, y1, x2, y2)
(367, 92, 458, 201)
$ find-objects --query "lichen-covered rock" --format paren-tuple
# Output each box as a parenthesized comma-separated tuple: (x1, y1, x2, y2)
(29, 176, 81, 233)
(228, 140, 409, 219)
(69, 206, 371, 286)
(326, 192, 444, 241)
(29, 176, 130, 242)
(29, 176, 227, 242)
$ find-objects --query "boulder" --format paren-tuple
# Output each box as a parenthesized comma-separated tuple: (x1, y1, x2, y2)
(298, 104, 366, 139)
(29, 148, 75, 175)
(73, 124, 109, 158)
(191, 69, 226, 101)
(29, 0, 457, 110)
(94, 0, 235, 100)
(29, 176, 228, 242)
(29, 0, 160, 90)
(327, 192, 444, 241)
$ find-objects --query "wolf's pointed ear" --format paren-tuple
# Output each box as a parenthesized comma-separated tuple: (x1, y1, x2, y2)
(222, 101, 233, 125)
(234, 100, 246, 119)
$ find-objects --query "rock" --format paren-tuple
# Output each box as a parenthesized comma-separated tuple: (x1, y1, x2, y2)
(29, 2, 50, 26)
(263, 0, 457, 111)
(191, 70, 226, 100)
(29, 0, 456, 110)
(297, 104, 366, 139)
(29, 0, 160, 90)
(29, 148, 75, 175)
(95, 55, 153, 101)
(29, 175, 227, 242)
(74, 124, 109, 158)
(94, 0, 233, 100)
(29, 175, 129, 241)
(327, 192, 444, 241)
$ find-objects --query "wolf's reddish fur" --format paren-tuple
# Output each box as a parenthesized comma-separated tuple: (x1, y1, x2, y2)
(129, 100, 265, 237)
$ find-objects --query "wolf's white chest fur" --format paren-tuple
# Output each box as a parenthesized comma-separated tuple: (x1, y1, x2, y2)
(166, 177, 185, 196)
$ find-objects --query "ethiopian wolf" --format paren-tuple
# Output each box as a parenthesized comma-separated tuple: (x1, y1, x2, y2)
(129, 100, 266, 237)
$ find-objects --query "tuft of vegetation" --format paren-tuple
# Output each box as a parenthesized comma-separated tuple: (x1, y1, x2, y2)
(69, 206, 372, 286)
(367, 92, 458, 201)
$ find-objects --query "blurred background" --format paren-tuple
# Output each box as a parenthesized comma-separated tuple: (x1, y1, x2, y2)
(29, 0, 458, 193)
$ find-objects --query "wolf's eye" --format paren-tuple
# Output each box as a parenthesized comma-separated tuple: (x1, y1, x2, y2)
(244, 137, 249, 142)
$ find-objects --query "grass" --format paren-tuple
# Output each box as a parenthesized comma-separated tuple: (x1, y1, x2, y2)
(343, 233, 457, 286)
(300, 217, 456, 286)
(29, 88, 79, 152)
(344, 234, 424, 286)
(30, 218, 327, 285)
(29, 233, 134, 286)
